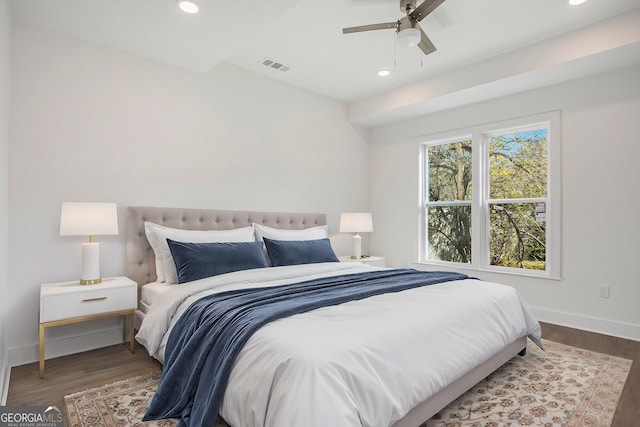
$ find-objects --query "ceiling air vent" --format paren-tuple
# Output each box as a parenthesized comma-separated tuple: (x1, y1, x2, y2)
(260, 58, 291, 73)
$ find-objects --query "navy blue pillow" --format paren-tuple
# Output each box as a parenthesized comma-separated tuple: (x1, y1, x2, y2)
(167, 239, 267, 284)
(263, 237, 339, 267)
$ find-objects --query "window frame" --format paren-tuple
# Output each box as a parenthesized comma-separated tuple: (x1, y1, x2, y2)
(422, 135, 474, 264)
(418, 112, 561, 280)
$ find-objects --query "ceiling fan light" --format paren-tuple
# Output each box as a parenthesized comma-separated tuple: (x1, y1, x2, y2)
(397, 27, 421, 47)
(178, 0, 199, 14)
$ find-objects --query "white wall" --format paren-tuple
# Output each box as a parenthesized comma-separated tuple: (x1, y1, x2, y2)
(7, 21, 370, 365)
(369, 64, 640, 341)
(0, 0, 10, 404)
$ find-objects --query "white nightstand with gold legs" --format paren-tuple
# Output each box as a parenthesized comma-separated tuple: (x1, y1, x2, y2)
(39, 276, 137, 378)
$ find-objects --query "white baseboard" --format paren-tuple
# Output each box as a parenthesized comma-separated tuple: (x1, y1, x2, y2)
(8, 326, 124, 368)
(532, 307, 640, 342)
(1, 349, 9, 405)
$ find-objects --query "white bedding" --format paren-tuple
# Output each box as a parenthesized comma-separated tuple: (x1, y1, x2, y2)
(136, 263, 541, 427)
(139, 281, 172, 314)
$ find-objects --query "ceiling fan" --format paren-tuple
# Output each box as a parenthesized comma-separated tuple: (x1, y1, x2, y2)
(342, 0, 446, 55)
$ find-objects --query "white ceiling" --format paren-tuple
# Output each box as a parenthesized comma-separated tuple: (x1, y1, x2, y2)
(10, 0, 640, 123)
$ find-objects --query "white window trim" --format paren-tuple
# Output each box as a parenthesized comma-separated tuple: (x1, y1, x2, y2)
(417, 111, 562, 280)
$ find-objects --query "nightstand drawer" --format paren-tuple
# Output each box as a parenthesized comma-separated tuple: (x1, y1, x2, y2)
(41, 286, 136, 322)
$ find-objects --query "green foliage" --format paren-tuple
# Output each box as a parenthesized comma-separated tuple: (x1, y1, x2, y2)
(489, 130, 547, 199)
(428, 141, 472, 202)
(488, 130, 547, 269)
(493, 258, 546, 271)
(427, 141, 472, 263)
(489, 202, 546, 269)
(427, 206, 471, 263)
(427, 130, 548, 270)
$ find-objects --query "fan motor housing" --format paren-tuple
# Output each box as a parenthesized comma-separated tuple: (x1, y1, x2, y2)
(400, 0, 417, 14)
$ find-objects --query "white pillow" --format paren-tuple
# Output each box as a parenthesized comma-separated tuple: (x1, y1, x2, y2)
(253, 223, 328, 242)
(144, 222, 255, 284)
(144, 221, 166, 282)
(253, 223, 328, 266)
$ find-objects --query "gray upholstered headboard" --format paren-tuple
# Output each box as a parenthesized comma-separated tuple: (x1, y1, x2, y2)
(126, 206, 327, 291)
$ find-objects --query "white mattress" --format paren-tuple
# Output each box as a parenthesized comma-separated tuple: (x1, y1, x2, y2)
(139, 281, 172, 314)
(136, 263, 541, 427)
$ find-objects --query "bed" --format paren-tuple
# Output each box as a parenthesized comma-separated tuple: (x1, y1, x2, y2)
(126, 206, 542, 427)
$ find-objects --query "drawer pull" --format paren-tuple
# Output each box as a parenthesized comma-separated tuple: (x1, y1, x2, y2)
(83, 297, 107, 302)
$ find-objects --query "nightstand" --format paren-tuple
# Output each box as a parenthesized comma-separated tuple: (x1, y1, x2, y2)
(339, 255, 386, 268)
(39, 276, 137, 378)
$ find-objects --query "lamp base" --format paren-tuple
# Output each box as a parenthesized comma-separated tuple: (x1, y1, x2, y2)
(351, 233, 362, 259)
(81, 241, 101, 286)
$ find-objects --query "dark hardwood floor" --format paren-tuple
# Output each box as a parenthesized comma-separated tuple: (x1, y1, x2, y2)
(6, 342, 161, 409)
(6, 323, 639, 426)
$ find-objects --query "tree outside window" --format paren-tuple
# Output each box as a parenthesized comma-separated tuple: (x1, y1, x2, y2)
(487, 128, 548, 270)
(421, 114, 559, 278)
(426, 140, 472, 263)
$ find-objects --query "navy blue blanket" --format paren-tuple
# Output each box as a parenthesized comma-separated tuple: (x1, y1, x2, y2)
(143, 268, 469, 426)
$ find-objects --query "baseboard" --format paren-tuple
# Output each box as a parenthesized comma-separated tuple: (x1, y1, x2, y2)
(8, 326, 125, 368)
(532, 307, 640, 342)
(1, 349, 9, 405)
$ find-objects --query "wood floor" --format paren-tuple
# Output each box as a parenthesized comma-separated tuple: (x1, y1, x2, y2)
(6, 322, 639, 426)
(6, 342, 161, 409)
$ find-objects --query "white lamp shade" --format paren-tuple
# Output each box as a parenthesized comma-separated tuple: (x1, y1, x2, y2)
(397, 27, 421, 47)
(60, 202, 119, 236)
(339, 213, 373, 233)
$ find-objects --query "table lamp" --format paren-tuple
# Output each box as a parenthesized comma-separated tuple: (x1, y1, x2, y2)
(339, 212, 373, 259)
(60, 202, 118, 285)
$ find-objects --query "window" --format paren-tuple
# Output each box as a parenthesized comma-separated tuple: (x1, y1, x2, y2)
(425, 138, 473, 264)
(419, 113, 560, 278)
(487, 127, 547, 271)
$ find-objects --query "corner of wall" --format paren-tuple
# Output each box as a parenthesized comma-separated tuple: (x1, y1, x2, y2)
(0, 0, 12, 404)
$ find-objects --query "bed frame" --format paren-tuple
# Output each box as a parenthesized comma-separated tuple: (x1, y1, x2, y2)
(126, 206, 527, 427)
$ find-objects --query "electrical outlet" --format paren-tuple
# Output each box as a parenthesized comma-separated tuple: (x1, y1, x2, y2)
(599, 285, 610, 299)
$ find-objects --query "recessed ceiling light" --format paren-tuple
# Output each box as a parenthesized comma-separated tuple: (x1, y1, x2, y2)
(377, 70, 391, 77)
(568, 0, 587, 5)
(178, 0, 199, 14)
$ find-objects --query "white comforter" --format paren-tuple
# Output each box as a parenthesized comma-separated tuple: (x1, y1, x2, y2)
(136, 263, 541, 427)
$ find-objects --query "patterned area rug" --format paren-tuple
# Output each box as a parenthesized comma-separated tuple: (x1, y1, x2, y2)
(64, 340, 631, 427)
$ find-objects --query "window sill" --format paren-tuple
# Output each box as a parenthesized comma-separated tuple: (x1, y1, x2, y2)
(412, 261, 562, 281)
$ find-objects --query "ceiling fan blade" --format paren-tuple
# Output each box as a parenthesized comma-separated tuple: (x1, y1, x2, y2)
(418, 28, 437, 55)
(410, 0, 446, 22)
(342, 22, 398, 34)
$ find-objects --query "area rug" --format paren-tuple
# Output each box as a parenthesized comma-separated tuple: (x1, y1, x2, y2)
(64, 340, 631, 427)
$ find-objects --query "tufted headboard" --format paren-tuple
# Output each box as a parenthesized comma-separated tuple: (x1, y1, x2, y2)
(126, 206, 327, 292)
